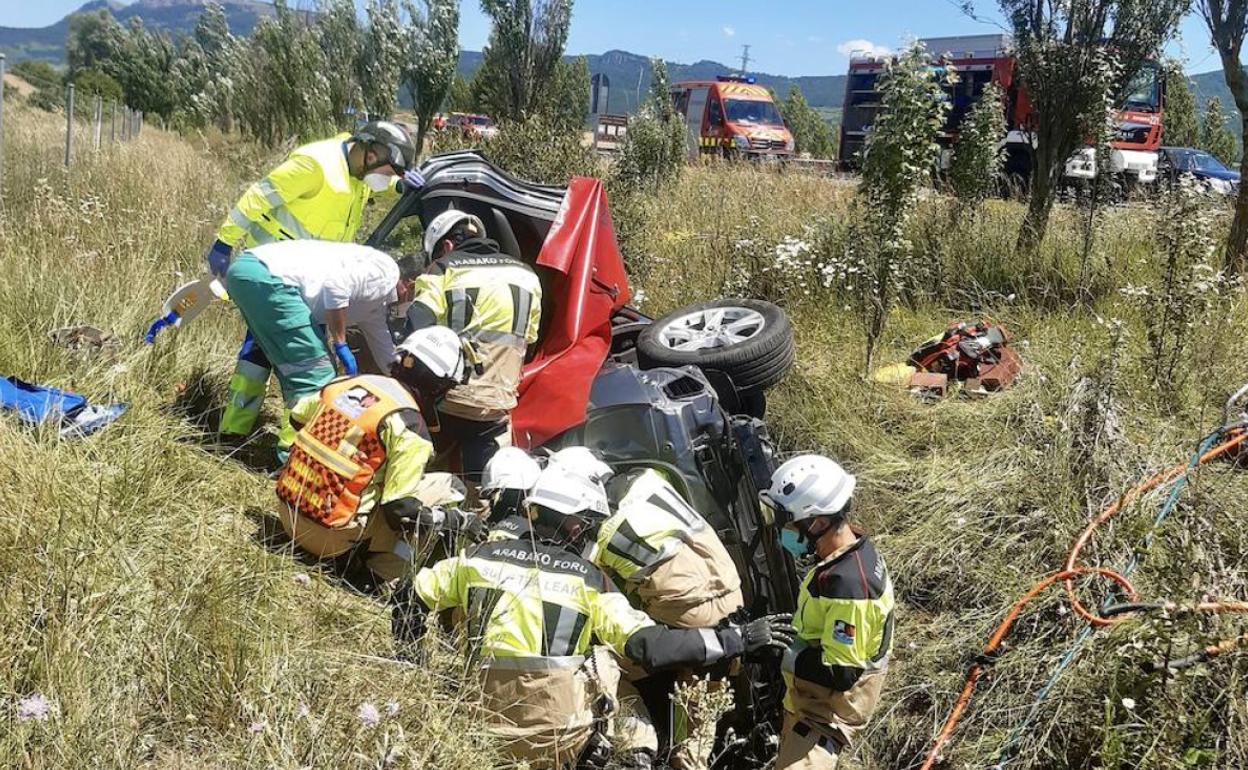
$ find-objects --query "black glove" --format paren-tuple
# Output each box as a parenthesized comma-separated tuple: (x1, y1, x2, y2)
(442, 507, 486, 541)
(736, 613, 797, 655)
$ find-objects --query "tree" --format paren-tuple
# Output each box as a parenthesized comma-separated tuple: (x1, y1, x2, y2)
(857, 42, 947, 369)
(235, 0, 333, 144)
(11, 60, 63, 90)
(1198, 0, 1248, 269)
(73, 69, 124, 103)
(538, 56, 589, 132)
(66, 10, 126, 77)
(1000, 0, 1186, 251)
(781, 86, 835, 159)
(316, 0, 364, 127)
(403, 0, 460, 154)
(446, 74, 474, 112)
(612, 56, 685, 193)
(476, 0, 574, 121)
(1162, 60, 1200, 148)
(949, 81, 1006, 207)
(360, 0, 408, 120)
(1201, 96, 1238, 165)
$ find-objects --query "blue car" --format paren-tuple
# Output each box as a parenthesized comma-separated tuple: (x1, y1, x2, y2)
(1160, 146, 1241, 196)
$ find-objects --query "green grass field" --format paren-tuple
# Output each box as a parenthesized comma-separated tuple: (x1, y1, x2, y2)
(3, 99, 1248, 769)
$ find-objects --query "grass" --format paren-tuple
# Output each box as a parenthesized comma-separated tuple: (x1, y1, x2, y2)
(0, 102, 498, 769)
(3, 100, 1248, 770)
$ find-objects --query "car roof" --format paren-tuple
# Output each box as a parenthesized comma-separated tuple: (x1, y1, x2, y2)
(671, 80, 775, 101)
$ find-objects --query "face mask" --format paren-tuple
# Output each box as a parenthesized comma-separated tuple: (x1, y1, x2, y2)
(364, 172, 394, 192)
(780, 528, 812, 559)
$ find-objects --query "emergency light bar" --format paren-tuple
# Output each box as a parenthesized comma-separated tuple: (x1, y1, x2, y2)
(717, 75, 757, 84)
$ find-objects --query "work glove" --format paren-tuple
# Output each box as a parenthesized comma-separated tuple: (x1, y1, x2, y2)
(401, 168, 425, 194)
(333, 341, 358, 376)
(733, 613, 797, 656)
(419, 506, 486, 541)
(205, 239, 232, 279)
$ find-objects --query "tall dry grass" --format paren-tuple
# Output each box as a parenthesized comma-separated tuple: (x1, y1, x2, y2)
(625, 164, 1248, 769)
(5, 100, 1248, 770)
(0, 102, 498, 769)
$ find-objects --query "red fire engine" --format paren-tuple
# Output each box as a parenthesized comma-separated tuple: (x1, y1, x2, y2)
(838, 34, 1163, 187)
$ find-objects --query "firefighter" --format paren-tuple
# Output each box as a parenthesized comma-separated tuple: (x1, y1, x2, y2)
(597, 465, 746, 770)
(760, 455, 895, 770)
(392, 463, 796, 770)
(481, 446, 543, 543)
(405, 210, 543, 484)
(275, 327, 480, 581)
(210, 121, 423, 441)
(225, 240, 407, 460)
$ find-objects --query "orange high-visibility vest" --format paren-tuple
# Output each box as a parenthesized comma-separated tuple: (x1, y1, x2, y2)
(276, 375, 418, 528)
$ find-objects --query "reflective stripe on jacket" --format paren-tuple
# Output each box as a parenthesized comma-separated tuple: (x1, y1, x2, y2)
(216, 135, 382, 248)
(414, 538, 653, 662)
(592, 469, 708, 583)
(277, 375, 431, 529)
(410, 239, 543, 419)
(782, 534, 894, 745)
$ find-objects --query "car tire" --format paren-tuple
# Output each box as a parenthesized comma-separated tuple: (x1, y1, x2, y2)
(636, 299, 795, 393)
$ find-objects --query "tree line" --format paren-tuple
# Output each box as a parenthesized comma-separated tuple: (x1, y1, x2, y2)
(24, 0, 589, 152)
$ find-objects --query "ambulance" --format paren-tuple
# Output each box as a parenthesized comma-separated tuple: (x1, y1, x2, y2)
(670, 75, 795, 160)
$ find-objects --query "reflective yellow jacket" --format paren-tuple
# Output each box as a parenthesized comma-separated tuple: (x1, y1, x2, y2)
(287, 376, 433, 518)
(782, 535, 894, 743)
(216, 134, 396, 249)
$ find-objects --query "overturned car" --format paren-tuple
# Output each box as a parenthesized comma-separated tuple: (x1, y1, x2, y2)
(369, 151, 800, 767)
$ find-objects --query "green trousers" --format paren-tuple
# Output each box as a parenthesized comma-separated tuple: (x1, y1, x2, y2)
(224, 253, 336, 456)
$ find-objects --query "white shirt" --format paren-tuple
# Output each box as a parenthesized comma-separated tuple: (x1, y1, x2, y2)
(249, 240, 399, 367)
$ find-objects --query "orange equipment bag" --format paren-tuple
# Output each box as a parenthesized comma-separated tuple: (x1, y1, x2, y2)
(276, 376, 417, 529)
(908, 321, 1022, 392)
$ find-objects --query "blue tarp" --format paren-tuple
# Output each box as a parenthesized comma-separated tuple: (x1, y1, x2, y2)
(0, 377, 127, 437)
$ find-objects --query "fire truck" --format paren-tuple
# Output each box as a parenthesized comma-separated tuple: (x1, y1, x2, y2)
(837, 34, 1163, 188)
(671, 76, 795, 161)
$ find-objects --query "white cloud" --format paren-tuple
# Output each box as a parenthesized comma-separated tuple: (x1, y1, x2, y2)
(837, 38, 892, 58)
(722, 26, 736, 38)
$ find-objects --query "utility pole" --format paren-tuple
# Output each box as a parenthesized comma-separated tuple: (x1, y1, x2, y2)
(739, 44, 752, 76)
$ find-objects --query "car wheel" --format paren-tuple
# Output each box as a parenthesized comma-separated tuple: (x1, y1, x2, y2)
(636, 299, 795, 393)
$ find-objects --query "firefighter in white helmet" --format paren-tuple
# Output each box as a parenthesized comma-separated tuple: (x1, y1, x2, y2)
(273, 327, 480, 581)
(481, 446, 543, 542)
(394, 463, 795, 770)
(405, 209, 544, 485)
(545, 450, 742, 770)
(760, 455, 895, 770)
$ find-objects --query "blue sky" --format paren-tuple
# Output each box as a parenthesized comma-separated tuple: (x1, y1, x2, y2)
(2, 0, 1233, 76)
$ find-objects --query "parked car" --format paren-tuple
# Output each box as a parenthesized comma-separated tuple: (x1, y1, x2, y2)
(1159, 146, 1241, 196)
(443, 111, 499, 140)
(368, 151, 799, 767)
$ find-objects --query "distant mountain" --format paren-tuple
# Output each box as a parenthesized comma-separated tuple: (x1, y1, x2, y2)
(1, 2, 848, 112)
(0, 0, 273, 64)
(1190, 68, 1245, 138)
(457, 48, 848, 113)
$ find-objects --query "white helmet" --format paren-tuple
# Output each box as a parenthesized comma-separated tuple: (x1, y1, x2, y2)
(761, 454, 856, 524)
(482, 447, 542, 493)
(547, 446, 614, 484)
(424, 209, 486, 255)
(396, 327, 466, 382)
(526, 464, 610, 518)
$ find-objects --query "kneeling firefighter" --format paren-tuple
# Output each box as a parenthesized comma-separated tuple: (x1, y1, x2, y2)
(761, 455, 895, 770)
(405, 210, 543, 484)
(274, 327, 482, 581)
(595, 465, 746, 770)
(393, 463, 796, 770)
(481, 446, 543, 543)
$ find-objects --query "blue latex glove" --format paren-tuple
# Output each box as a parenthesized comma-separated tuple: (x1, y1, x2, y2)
(205, 239, 232, 278)
(401, 168, 425, 194)
(144, 311, 180, 344)
(333, 341, 358, 376)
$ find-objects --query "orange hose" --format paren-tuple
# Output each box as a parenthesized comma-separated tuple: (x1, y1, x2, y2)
(919, 429, 1248, 770)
